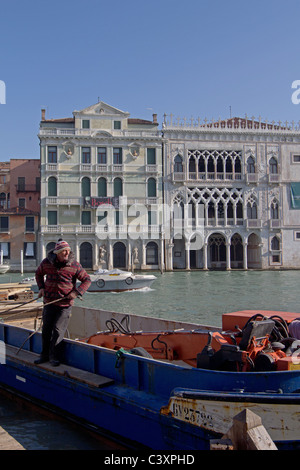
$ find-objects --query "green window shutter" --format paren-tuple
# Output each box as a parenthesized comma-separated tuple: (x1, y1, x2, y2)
(147, 148, 156, 164)
(114, 178, 123, 197)
(98, 177, 107, 197)
(48, 177, 57, 196)
(81, 211, 91, 225)
(147, 178, 156, 197)
(82, 177, 91, 197)
(48, 211, 57, 225)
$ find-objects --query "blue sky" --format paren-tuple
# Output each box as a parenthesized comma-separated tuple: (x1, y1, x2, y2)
(1, 0, 300, 160)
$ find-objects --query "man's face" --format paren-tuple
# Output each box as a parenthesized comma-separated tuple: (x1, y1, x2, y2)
(56, 249, 70, 262)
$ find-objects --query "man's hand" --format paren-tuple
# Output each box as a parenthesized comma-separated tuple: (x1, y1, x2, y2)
(67, 290, 78, 300)
(38, 288, 44, 298)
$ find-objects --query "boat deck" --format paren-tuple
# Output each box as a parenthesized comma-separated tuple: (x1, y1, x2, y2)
(6, 344, 114, 389)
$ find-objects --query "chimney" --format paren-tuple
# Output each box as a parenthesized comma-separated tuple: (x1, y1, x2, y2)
(152, 113, 158, 124)
(41, 108, 46, 121)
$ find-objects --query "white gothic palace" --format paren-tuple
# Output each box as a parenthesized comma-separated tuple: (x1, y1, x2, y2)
(162, 115, 300, 271)
(38, 102, 300, 271)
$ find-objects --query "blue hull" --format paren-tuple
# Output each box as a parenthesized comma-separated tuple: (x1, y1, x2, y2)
(0, 323, 299, 450)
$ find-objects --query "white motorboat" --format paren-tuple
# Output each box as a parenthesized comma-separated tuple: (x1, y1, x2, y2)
(87, 269, 156, 292)
(0, 264, 10, 274)
(21, 269, 156, 293)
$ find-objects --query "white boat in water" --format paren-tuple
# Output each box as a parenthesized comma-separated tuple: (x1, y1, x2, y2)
(0, 264, 10, 274)
(22, 269, 156, 293)
(87, 269, 156, 292)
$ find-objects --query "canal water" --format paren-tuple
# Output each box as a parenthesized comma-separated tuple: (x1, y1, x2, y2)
(0, 269, 299, 449)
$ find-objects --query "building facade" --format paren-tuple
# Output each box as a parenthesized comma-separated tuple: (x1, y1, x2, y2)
(162, 115, 300, 270)
(0, 159, 40, 271)
(38, 101, 164, 270)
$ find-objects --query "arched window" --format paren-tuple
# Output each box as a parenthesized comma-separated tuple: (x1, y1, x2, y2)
(271, 236, 280, 251)
(247, 201, 257, 219)
(189, 156, 196, 173)
(269, 157, 278, 174)
(48, 176, 57, 196)
(0, 192, 6, 208)
(114, 177, 123, 197)
(81, 177, 91, 198)
(174, 155, 183, 172)
(271, 200, 279, 219)
(147, 178, 156, 197)
(98, 177, 107, 197)
(247, 156, 255, 173)
(80, 242, 93, 269)
(234, 156, 241, 174)
(146, 242, 158, 265)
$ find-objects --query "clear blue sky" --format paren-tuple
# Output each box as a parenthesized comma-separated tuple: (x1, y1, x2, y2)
(1, 0, 300, 161)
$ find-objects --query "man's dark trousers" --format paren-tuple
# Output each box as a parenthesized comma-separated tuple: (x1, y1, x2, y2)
(41, 304, 72, 362)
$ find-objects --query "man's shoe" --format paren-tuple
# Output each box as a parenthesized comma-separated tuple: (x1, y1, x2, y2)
(34, 356, 48, 365)
(49, 359, 60, 367)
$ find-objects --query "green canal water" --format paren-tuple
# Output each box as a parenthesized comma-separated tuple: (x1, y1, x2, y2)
(0, 269, 299, 449)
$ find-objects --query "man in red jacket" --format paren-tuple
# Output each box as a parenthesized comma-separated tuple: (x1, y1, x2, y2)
(35, 240, 91, 366)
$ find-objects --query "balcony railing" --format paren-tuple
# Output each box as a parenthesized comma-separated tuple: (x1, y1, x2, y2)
(173, 172, 242, 182)
(16, 184, 40, 192)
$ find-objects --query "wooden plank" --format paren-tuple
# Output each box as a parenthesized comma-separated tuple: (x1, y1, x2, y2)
(6, 345, 114, 389)
(0, 427, 24, 450)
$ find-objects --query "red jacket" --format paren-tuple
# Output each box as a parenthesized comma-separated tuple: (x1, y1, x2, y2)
(35, 250, 91, 307)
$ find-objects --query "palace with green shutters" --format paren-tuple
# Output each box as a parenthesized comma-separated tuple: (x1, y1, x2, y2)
(38, 102, 300, 271)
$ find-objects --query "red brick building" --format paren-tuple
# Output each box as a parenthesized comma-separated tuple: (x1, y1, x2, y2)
(0, 159, 40, 272)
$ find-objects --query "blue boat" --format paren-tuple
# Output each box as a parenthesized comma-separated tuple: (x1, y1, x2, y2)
(0, 307, 299, 450)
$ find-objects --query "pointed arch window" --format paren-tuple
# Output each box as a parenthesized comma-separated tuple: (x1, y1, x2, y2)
(247, 201, 257, 219)
(174, 155, 183, 172)
(269, 157, 278, 174)
(247, 156, 255, 173)
(271, 236, 280, 251)
(271, 200, 279, 219)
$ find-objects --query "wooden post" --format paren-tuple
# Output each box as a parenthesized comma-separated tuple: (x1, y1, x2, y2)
(210, 408, 277, 450)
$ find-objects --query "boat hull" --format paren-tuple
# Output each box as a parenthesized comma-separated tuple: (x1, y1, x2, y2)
(87, 274, 156, 292)
(0, 265, 9, 274)
(0, 322, 299, 449)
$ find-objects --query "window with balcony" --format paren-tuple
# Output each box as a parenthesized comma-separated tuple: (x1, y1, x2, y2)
(48, 176, 57, 196)
(247, 201, 257, 219)
(247, 156, 255, 173)
(147, 148, 156, 165)
(174, 155, 183, 172)
(113, 148, 122, 164)
(82, 147, 91, 164)
(114, 121, 121, 130)
(81, 211, 91, 225)
(48, 211, 57, 225)
(97, 147, 107, 164)
(269, 157, 278, 174)
(271, 200, 279, 219)
(48, 146, 57, 163)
